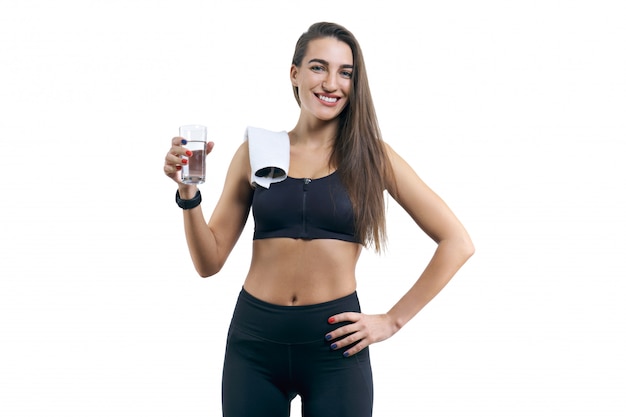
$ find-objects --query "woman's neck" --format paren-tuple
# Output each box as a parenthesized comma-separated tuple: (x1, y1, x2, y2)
(290, 116, 339, 147)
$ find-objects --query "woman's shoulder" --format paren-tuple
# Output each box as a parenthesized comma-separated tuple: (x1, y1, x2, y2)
(380, 141, 423, 196)
(222, 140, 252, 189)
(382, 140, 399, 160)
(382, 141, 413, 172)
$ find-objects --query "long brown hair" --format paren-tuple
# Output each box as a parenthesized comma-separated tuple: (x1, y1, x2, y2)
(292, 22, 392, 252)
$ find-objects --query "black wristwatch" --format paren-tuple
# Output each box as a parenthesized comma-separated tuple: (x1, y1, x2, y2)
(175, 189, 202, 210)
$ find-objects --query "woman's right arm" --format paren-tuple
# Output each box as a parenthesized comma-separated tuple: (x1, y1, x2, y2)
(164, 137, 253, 277)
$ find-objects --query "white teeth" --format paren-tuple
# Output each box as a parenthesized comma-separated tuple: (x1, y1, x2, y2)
(318, 95, 338, 103)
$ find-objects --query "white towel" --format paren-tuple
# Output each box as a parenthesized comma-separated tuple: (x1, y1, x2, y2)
(244, 126, 290, 188)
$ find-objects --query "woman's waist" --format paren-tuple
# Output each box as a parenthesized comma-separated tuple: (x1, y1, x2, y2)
(243, 268, 357, 307)
(229, 286, 361, 344)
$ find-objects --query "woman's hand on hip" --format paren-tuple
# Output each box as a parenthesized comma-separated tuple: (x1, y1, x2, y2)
(325, 312, 398, 357)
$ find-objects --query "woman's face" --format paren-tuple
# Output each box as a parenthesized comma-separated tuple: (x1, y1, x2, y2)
(291, 37, 353, 122)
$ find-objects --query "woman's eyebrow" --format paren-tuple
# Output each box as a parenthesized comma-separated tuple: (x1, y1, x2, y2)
(308, 58, 353, 69)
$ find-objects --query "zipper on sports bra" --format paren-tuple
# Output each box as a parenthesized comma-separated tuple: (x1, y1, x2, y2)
(302, 178, 311, 236)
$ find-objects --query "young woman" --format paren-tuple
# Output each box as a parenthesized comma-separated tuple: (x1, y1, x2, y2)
(163, 22, 474, 417)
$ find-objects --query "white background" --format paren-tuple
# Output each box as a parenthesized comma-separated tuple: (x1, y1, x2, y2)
(1, 0, 624, 416)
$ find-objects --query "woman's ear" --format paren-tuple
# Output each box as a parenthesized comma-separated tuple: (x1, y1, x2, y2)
(290, 64, 299, 86)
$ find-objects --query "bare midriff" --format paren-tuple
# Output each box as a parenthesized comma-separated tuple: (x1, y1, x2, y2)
(243, 238, 362, 306)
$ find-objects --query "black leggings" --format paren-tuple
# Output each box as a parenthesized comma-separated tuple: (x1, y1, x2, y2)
(222, 288, 374, 417)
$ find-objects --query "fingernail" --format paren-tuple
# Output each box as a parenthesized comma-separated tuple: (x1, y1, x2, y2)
(343, 352, 350, 358)
(325, 334, 332, 341)
(328, 317, 336, 324)
(185, 150, 193, 157)
(176, 166, 182, 171)
(182, 159, 188, 164)
(181, 139, 187, 145)
(331, 343, 337, 350)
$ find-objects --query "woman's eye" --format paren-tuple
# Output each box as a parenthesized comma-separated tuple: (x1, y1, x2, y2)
(311, 65, 325, 72)
(341, 71, 353, 78)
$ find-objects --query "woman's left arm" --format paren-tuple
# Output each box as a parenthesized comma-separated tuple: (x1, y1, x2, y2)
(326, 142, 474, 357)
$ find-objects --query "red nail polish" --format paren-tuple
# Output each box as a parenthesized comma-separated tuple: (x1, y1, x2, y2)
(185, 150, 193, 157)
(182, 159, 188, 164)
(328, 317, 336, 324)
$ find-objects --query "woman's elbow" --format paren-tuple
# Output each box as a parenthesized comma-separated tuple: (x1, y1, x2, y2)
(195, 261, 224, 278)
(460, 235, 475, 260)
(442, 232, 474, 262)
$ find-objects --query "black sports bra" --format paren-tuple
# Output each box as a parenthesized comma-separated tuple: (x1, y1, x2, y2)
(251, 171, 360, 243)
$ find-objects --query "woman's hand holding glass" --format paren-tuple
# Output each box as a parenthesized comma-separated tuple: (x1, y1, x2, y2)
(163, 136, 215, 198)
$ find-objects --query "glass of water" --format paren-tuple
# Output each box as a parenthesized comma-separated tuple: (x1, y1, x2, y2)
(179, 124, 207, 184)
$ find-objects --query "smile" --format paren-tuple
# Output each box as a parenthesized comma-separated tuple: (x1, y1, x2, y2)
(316, 94, 339, 103)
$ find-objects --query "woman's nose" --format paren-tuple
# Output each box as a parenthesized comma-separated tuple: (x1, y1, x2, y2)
(322, 74, 337, 91)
